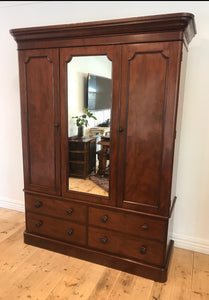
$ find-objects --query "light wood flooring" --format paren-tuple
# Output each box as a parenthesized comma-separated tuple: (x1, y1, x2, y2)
(0, 207, 209, 300)
(69, 177, 108, 197)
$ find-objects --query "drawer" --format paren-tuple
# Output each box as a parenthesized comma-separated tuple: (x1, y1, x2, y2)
(89, 207, 167, 241)
(26, 212, 86, 246)
(88, 227, 164, 266)
(25, 194, 87, 223)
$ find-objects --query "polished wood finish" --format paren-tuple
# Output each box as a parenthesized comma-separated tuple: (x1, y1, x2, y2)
(118, 41, 182, 216)
(10, 12, 196, 49)
(68, 137, 96, 179)
(88, 207, 167, 241)
(88, 226, 165, 266)
(1, 208, 209, 299)
(18, 49, 60, 195)
(10, 13, 196, 282)
(25, 193, 87, 223)
(26, 212, 86, 246)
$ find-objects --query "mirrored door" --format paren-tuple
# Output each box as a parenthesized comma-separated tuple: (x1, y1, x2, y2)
(60, 46, 120, 203)
(67, 55, 112, 197)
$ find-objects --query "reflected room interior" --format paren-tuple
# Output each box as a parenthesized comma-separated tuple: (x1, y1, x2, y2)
(67, 56, 112, 197)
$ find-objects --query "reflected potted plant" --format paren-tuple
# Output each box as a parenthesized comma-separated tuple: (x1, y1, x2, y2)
(73, 108, 97, 138)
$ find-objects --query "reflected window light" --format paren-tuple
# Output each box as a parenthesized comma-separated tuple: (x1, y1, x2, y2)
(89, 87, 96, 92)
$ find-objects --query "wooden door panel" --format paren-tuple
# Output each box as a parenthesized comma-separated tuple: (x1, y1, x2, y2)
(118, 42, 182, 215)
(124, 51, 167, 206)
(19, 49, 60, 194)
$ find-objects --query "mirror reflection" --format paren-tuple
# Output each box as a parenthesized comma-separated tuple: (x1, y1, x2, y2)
(67, 56, 112, 197)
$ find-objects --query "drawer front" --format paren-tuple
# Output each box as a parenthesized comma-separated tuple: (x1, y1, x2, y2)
(89, 207, 167, 241)
(26, 212, 86, 246)
(88, 227, 164, 266)
(25, 194, 87, 223)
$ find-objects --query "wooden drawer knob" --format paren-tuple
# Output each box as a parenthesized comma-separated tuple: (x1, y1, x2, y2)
(67, 229, 73, 236)
(34, 201, 42, 208)
(101, 215, 108, 223)
(66, 208, 73, 215)
(140, 246, 147, 254)
(100, 237, 108, 244)
(35, 221, 42, 228)
(141, 224, 148, 231)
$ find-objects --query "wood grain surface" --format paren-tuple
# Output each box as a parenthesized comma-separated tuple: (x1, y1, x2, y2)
(0, 208, 208, 300)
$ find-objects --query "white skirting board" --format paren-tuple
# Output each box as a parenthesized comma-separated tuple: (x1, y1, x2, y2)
(0, 196, 25, 212)
(172, 233, 209, 255)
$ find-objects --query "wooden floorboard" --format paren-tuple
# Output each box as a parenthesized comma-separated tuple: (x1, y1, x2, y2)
(0, 207, 208, 300)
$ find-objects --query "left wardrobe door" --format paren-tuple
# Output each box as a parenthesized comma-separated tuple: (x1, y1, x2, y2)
(19, 49, 61, 195)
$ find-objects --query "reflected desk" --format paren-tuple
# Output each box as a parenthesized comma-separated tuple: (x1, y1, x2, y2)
(97, 139, 110, 176)
(89, 127, 110, 137)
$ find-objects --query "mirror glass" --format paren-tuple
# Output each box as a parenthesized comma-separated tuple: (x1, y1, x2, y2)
(67, 56, 112, 197)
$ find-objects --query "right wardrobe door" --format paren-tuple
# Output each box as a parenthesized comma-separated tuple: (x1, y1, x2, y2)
(117, 41, 182, 216)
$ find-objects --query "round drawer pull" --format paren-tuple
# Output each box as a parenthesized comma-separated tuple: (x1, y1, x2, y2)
(34, 201, 42, 208)
(66, 208, 73, 215)
(67, 229, 73, 236)
(140, 246, 147, 255)
(141, 224, 148, 231)
(101, 215, 108, 223)
(100, 237, 108, 244)
(35, 221, 42, 228)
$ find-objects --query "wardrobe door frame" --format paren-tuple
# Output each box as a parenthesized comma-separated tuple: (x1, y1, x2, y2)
(117, 41, 182, 216)
(60, 45, 121, 206)
(18, 48, 61, 195)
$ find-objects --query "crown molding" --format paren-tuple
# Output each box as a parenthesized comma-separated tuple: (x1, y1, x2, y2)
(10, 12, 196, 50)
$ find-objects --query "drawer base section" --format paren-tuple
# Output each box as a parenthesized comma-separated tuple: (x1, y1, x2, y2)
(24, 231, 174, 283)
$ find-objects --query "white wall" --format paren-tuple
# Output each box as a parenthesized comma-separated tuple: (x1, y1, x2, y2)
(0, 1, 208, 254)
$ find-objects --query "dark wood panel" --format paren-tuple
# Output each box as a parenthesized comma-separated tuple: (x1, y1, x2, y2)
(88, 227, 165, 266)
(88, 207, 167, 241)
(18, 49, 60, 194)
(25, 193, 87, 224)
(124, 50, 168, 206)
(26, 212, 86, 246)
(118, 42, 182, 215)
(11, 32, 184, 51)
(27, 57, 54, 186)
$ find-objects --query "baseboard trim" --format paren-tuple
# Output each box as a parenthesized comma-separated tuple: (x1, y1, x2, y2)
(0, 196, 25, 212)
(172, 233, 209, 255)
